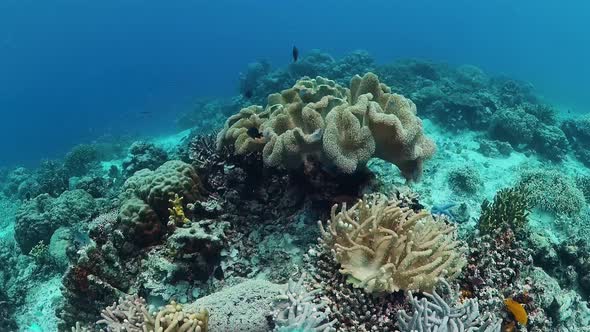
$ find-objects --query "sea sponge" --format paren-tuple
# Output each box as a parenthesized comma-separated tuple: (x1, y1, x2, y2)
(318, 194, 465, 293)
(218, 73, 435, 180)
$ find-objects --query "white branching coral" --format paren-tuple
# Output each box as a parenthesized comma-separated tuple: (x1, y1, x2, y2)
(274, 274, 336, 332)
(97, 295, 208, 332)
(397, 279, 501, 332)
(318, 194, 465, 293)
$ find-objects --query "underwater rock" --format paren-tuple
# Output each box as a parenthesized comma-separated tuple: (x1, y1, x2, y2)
(218, 73, 435, 181)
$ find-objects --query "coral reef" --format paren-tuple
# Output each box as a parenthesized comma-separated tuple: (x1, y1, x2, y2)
(118, 160, 203, 246)
(447, 165, 483, 194)
(7, 50, 590, 332)
(273, 275, 336, 332)
(187, 279, 284, 332)
(318, 194, 465, 293)
(64, 144, 99, 177)
(518, 168, 586, 217)
(122, 141, 169, 177)
(478, 186, 530, 236)
(96, 295, 209, 331)
(218, 73, 435, 180)
(562, 115, 590, 166)
(397, 279, 501, 332)
(14, 189, 96, 253)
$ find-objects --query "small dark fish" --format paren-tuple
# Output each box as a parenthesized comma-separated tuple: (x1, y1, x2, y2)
(247, 127, 263, 139)
(139, 111, 152, 115)
(243, 89, 253, 99)
(292, 45, 299, 62)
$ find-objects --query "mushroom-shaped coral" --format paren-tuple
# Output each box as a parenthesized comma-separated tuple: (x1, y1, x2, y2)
(318, 194, 465, 293)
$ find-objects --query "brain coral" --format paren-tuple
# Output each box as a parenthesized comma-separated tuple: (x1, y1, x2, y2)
(119, 160, 204, 244)
(318, 194, 465, 293)
(217, 72, 435, 181)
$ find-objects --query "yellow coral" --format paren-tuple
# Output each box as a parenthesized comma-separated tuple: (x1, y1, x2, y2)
(153, 300, 209, 332)
(318, 194, 465, 293)
(168, 193, 190, 225)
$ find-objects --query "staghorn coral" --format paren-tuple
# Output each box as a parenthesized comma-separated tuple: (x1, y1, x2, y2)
(478, 186, 530, 236)
(397, 279, 501, 332)
(97, 295, 208, 332)
(274, 274, 336, 332)
(318, 194, 465, 293)
(218, 73, 435, 180)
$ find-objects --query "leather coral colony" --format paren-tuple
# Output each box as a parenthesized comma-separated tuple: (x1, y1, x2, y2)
(217, 72, 435, 181)
(318, 194, 465, 294)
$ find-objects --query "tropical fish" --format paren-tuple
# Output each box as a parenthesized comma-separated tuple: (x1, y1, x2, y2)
(292, 46, 299, 62)
(247, 127, 263, 139)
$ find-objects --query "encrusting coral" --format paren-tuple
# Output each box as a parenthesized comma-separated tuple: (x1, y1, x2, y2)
(318, 194, 465, 293)
(217, 72, 435, 181)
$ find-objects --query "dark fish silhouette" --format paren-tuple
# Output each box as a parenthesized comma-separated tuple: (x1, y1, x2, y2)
(243, 89, 253, 99)
(292, 46, 299, 62)
(247, 127, 263, 139)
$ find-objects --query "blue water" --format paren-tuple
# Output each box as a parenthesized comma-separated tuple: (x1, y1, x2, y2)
(1, 0, 588, 167)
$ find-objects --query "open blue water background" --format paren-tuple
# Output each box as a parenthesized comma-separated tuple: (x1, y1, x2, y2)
(0, 0, 588, 167)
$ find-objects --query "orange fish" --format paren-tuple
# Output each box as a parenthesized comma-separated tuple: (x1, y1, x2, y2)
(504, 298, 528, 325)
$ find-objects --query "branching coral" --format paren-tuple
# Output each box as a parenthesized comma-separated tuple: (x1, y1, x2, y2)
(478, 186, 530, 236)
(397, 279, 501, 332)
(274, 275, 336, 332)
(97, 295, 208, 332)
(318, 194, 465, 293)
(168, 193, 190, 225)
(218, 73, 435, 180)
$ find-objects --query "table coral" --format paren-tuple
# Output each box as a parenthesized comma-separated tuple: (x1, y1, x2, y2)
(318, 194, 465, 294)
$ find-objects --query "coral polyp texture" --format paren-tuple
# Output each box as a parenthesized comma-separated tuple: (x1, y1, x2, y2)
(96, 295, 209, 332)
(217, 72, 435, 180)
(318, 194, 465, 293)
